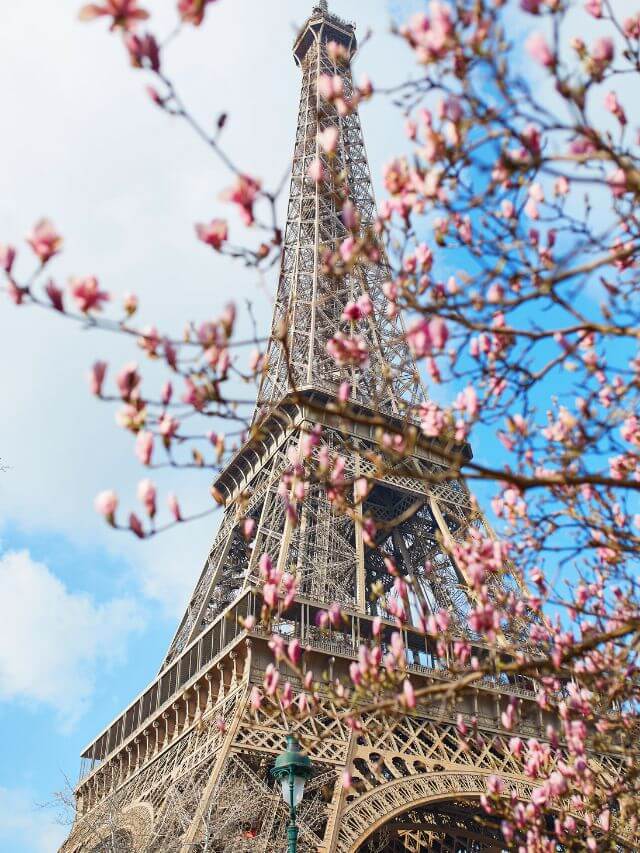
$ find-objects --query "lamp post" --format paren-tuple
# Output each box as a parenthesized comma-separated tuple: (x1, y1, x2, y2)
(271, 735, 313, 853)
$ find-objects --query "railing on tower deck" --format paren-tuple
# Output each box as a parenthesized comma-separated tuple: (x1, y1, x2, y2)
(77, 587, 256, 783)
(77, 589, 553, 787)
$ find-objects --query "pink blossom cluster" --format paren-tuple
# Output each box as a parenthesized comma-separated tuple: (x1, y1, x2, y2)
(326, 332, 370, 367)
(399, 4, 455, 63)
(220, 175, 261, 226)
(258, 553, 297, 614)
(317, 73, 373, 118)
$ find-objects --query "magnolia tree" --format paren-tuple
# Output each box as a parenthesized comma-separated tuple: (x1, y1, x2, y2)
(3, 0, 640, 850)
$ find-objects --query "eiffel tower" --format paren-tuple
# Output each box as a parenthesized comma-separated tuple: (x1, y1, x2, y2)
(60, 4, 592, 851)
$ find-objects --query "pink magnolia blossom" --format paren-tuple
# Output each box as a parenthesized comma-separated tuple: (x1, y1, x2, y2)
(94, 490, 118, 522)
(79, 0, 149, 30)
(135, 430, 154, 465)
(526, 33, 554, 68)
(250, 685, 262, 711)
(624, 14, 640, 38)
(69, 275, 110, 313)
(318, 74, 344, 102)
(196, 219, 228, 250)
(326, 332, 369, 367)
(26, 219, 63, 263)
(486, 775, 505, 796)
(308, 158, 325, 183)
(501, 199, 515, 219)
(123, 292, 138, 315)
(521, 0, 542, 11)
(0, 244, 16, 274)
(592, 37, 614, 63)
(605, 91, 627, 125)
(288, 638, 302, 666)
(137, 478, 157, 517)
(338, 381, 351, 402)
(401, 4, 454, 63)
(177, 0, 218, 26)
(608, 168, 628, 198)
(160, 381, 172, 406)
(167, 493, 182, 521)
(158, 413, 179, 440)
(524, 198, 540, 220)
(7, 280, 27, 305)
(116, 362, 141, 401)
(263, 663, 279, 695)
(88, 361, 108, 397)
(318, 126, 339, 154)
(455, 385, 479, 418)
(585, 0, 602, 16)
(137, 325, 160, 356)
(125, 32, 160, 70)
(420, 401, 446, 437)
(342, 294, 372, 321)
(220, 175, 261, 226)
(326, 40, 351, 64)
(401, 678, 416, 709)
(44, 280, 64, 312)
(129, 512, 145, 538)
(242, 518, 256, 540)
(406, 316, 449, 357)
(341, 200, 358, 230)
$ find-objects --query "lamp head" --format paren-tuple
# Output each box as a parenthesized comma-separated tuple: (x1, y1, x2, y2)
(271, 736, 313, 806)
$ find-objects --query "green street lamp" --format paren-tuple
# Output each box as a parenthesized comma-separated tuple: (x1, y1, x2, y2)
(271, 735, 313, 853)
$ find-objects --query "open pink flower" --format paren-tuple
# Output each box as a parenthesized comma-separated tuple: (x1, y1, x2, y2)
(69, 275, 110, 313)
(220, 175, 261, 226)
(26, 219, 62, 263)
(79, 0, 149, 31)
(196, 219, 228, 250)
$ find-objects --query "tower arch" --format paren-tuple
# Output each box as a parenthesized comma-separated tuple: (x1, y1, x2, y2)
(334, 771, 532, 852)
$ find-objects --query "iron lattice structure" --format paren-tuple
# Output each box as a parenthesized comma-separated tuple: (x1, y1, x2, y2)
(61, 6, 616, 852)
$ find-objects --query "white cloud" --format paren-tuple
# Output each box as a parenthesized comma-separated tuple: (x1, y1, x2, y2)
(0, 549, 145, 726)
(0, 786, 67, 853)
